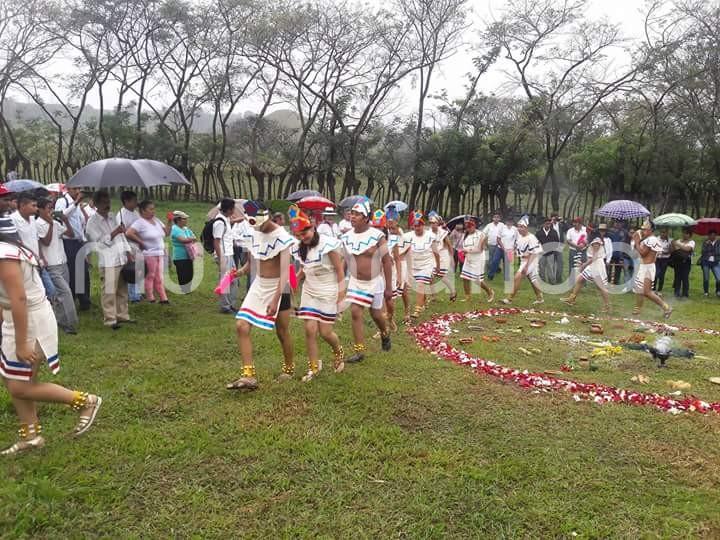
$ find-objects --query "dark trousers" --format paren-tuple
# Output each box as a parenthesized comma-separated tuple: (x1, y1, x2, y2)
(673, 258, 691, 297)
(63, 238, 91, 309)
(487, 245, 503, 280)
(173, 259, 194, 293)
(654, 258, 669, 291)
(701, 263, 720, 294)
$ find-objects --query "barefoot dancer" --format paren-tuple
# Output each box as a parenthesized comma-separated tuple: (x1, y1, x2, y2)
(501, 216, 544, 305)
(226, 201, 297, 391)
(429, 213, 457, 301)
(460, 215, 495, 302)
(340, 199, 394, 363)
(387, 207, 411, 323)
(288, 205, 346, 381)
(0, 217, 101, 455)
(406, 211, 440, 319)
(561, 236, 610, 312)
(633, 220, 672, 319)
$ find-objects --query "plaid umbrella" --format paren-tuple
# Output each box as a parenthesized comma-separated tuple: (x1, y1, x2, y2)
(653, 213, 696, 228)
(595, 200, 650, 219)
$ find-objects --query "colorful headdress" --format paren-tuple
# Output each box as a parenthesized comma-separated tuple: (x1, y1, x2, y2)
(641, 219, 653, 230)
(288, 204, 312, 233)
(385, 205, 400, 222)
(409, 210, 425, 226)
(518, 215, 529, 227)
(371, 209, 386, 228)
(351, 198, 371, 217)
(428, 211, 442, 224)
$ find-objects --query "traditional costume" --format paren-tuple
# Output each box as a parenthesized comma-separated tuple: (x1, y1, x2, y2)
(340, 199, 391, 361)
(634, 235, 662, 293)
(429, 212, 452, 278)
(406, 212, 437, 285)
(460, 228, 487, 284)
(0, 216, 101, 456)
(515, 227, 542, 285)
(235, 205, 296, 331)
(388, 205, 411, 297)
(289, 205, 345, 379)
(580, 238, 609, 286)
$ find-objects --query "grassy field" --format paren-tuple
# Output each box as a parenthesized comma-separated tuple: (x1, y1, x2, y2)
(2, 201, 720, 538)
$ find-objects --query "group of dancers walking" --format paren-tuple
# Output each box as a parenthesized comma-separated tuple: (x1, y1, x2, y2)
(0, 195, 674, 454)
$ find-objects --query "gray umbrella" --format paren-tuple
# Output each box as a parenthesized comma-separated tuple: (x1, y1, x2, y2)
(287, 189, 321, 202)
(66, 158, 190, 189)
(339, 195, 373, 208)
(4, 179, 45, 192)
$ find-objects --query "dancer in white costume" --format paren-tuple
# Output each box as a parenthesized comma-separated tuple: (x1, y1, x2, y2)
(406, 210, 439, 319)
(632, 219, 672, 319)
(226, 201, 297, 391)
(340, 199, 394, 363)
(288, 205, 346, 381)
(561, 236, 610, 312)
(387, 206, 411, 323)
(501, 216, 544, 305)
(459, 215, 494, 302)
(0, 217, 101, 456)
(428, 212, 456, 301)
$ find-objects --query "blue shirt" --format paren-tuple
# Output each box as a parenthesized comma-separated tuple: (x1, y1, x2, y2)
(171, 224, 194, 260)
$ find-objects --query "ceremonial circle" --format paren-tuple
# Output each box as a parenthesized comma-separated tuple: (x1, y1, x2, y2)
(410, 308, 720, 415)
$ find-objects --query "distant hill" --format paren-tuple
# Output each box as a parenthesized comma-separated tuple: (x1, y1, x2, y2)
(1, 97, 301, 132)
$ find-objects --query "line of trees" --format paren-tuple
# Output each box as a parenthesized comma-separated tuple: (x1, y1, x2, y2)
(1, 0, 719, 218)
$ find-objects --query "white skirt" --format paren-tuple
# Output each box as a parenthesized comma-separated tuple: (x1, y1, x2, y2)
(297, 284, 338, 324)
(236, 276, 281, 330)
(1, 301, 59, 382)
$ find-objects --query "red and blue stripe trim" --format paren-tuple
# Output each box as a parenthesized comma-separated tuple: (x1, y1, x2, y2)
(236, 307, 276, 330)
(297, 306, 337, 323)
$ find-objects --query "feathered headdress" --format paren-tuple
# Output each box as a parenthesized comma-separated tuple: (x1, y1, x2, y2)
(385, 205, 400, 222)
(371, 209, 387, 228)
(288, 204, 312, 233)
(409, 210, 425, 226)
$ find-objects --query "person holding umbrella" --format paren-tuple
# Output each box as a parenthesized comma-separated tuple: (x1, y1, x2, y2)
(632, 220, 672, 318)
(699, 230, 720, 297)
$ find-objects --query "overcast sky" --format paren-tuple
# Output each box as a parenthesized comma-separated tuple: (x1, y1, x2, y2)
(8, 0, 649, 119)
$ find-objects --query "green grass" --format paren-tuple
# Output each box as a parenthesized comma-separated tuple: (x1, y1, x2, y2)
(2, 201, 720, 538)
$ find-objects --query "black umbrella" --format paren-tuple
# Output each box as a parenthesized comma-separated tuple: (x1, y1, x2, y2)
(446, 214, 478, 230)
(339, 195, 373, 208)
(287, 189, 321, 202)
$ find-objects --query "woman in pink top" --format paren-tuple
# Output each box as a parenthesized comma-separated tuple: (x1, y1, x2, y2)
(125, 200, 171, 304)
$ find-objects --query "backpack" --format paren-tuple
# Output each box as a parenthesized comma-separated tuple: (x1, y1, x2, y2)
(201, 217, 225, 254)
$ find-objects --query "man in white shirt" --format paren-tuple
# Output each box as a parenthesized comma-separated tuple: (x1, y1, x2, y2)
(36, 198, 79, 334)
(11, 193, 41, 257)
(497, 216, 518, 281)
(565, 217, 587, 280)
(550, 213, 565, 282)
(338, 209, 352, 234)
(85, 190, 134, 329)
(484, 212, 505, 280)
(213, 198, 238, 313)
(55, 187, 91, 310)
(317, 207, 340, 238)
(116, 190, 142, 302)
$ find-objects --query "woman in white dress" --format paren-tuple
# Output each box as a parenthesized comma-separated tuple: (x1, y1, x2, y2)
(459, 215, 494, 302)
(561, 236, 610, 312)
(289, 205, 346, 380)
(405, 211, 439, 318)
(387, 207, 411, 323)
(429, 213, 456, 301)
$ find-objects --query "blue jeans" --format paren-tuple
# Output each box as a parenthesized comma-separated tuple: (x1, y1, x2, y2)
(487, 245, 503, 280)
(128, 282, 142, 302)
(701, 263, 720, 294)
